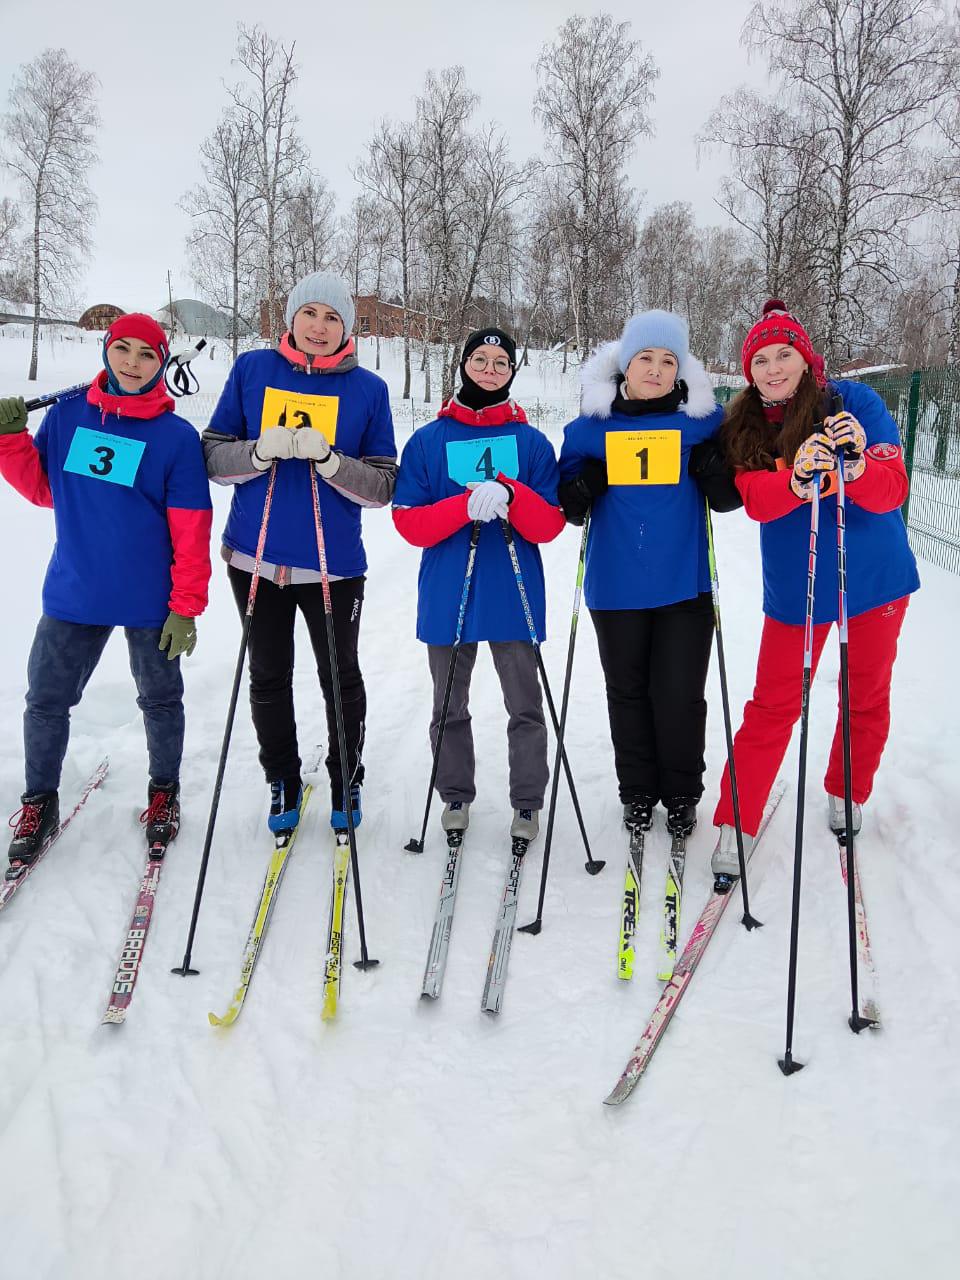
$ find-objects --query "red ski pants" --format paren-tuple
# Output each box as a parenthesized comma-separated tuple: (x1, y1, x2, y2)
(714, 597, 909, 835)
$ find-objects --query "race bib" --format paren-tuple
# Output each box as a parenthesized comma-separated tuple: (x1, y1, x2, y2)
(260, 387, 339, 442)
(605, 429, 681, 486)
(446, 435, 519, 487)
(63, 427, 146, 488)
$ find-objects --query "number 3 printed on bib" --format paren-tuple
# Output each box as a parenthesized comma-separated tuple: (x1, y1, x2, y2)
(63, 427, 147, 487)
(605, 429, 681, 486)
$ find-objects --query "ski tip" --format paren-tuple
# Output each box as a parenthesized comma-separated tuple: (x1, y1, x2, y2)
(585, 858, 606, 875)
(656, 966, 675, 983)
(208, 1009, 237, 1027)
(101, 1007, 126, 1027)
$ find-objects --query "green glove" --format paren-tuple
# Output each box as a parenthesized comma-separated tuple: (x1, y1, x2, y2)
(0, 397, 28, 435)
(158, 610, 198, 660)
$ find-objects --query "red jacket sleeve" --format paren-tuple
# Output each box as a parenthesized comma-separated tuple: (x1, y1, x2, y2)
(167, 507, 213, 617)
(393, 493, 471, 548)
(0, 432, 53, 507)
(845, 448, 909, 513)
(501, 475, 565, 544)
(735, 468, 805, 523)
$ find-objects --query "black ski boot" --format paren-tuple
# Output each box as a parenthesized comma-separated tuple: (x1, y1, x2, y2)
(8, 791, 60, 869)
(622, 796, 655, 832)
(665, 796, 698, 837)
(140, 780, 180, 857)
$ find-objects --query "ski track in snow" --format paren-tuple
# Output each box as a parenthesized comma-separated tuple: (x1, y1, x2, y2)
(0, 331, 956, 1279)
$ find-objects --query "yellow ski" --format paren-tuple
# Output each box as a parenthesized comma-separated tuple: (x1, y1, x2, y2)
(209, 785, 313, 1027)
(321, 834, 351, 1021)
(617, 826, 645, 980)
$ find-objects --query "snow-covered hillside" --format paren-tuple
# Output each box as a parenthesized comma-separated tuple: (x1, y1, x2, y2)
(0, 331, 956, 1280)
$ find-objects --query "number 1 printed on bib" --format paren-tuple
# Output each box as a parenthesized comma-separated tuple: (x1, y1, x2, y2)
(605, 429, 681, 486)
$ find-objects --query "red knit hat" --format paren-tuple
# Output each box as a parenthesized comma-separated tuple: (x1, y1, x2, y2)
(105, 313, 170, 363)
(741, 299, 823, 386)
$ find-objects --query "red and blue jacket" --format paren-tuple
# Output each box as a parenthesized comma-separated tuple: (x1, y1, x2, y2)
(393, 397, 564, 645)
(736, 379, 920, 624)
(0, 373, 212, 627)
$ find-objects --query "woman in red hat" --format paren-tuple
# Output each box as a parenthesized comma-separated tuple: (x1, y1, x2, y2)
(0, 314, 212, 871)
(710, 300, 920, 878)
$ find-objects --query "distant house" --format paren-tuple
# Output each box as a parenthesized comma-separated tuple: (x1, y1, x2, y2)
(79, 303, 124, 330)
(154, 298, 248, 339)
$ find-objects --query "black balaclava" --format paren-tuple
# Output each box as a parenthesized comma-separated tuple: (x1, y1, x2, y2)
(457, 327, 518, 411)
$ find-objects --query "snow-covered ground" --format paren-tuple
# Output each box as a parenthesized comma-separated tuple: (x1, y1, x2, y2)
(0, 331, 957, 1280)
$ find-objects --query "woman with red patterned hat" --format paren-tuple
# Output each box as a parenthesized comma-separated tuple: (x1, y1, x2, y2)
(0, 314, 212, 871)
(710, 300, 920, 878)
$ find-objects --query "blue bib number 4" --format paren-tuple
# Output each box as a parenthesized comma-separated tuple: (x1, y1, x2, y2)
(445, 435, 519, 487)
(64, 427, 146, 488)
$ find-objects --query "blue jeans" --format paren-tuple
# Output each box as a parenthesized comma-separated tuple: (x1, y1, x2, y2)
(23, 615, 184, 794)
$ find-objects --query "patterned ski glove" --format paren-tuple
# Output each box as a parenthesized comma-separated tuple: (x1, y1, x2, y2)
(466, 479, 511, 523)
(158, 611, 198, 660)
(824, 411, 867, 481)
(791, 431, 836, 501)
(252, 426, 296, 470)
(292, 426, 341, 477)
(0, 396, 28, 435)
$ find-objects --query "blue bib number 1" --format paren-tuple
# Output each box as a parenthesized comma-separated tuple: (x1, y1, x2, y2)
(64, 427, 146, 488)
(445, 435, 519, 487)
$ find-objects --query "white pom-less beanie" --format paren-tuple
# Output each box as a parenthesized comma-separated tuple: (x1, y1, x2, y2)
(618, 310, 689, 374)
(284, 270, 356, 337)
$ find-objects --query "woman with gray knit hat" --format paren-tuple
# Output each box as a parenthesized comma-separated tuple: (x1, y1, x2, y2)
(558, 310, 736, 841)
(203, 269, 397, 833)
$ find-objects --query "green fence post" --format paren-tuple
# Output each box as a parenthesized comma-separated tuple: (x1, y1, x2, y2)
(901, 369, 922, 528)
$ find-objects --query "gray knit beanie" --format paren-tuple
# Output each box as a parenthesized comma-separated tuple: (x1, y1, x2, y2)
(284, 270, 355, 336)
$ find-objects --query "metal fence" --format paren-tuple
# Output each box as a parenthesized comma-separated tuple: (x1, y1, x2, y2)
(716, 367, 960, 576)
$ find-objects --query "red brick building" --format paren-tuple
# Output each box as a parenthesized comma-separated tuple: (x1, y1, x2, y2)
(260, 293, 434, 340)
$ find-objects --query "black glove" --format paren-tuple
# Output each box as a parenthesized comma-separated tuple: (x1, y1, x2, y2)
(688, 439, 742, 513)
(558, 457, 608, 526)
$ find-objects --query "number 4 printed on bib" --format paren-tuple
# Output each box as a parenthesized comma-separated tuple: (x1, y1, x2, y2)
(445, 435, 519, 487)
(605, 429, 681, 486)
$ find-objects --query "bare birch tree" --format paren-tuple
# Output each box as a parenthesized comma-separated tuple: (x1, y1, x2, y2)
(181, 111, 259, 360)
(2, 48, 99, 379)
(229, 24, 305, 344)
(534, 13, 658, 357)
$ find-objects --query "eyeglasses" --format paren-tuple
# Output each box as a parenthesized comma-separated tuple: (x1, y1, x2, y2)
(467, 352, 512, 374)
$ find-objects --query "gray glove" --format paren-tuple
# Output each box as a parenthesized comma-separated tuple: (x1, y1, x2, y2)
(292, 427, 341, 477)
(252, 426, 296, 471)
(466, 480, 510, 523)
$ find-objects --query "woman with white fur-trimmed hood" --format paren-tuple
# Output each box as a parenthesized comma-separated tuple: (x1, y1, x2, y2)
(557, 310, 737, 838)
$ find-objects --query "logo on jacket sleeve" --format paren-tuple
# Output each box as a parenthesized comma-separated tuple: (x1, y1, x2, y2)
(866, 442, 900, 461)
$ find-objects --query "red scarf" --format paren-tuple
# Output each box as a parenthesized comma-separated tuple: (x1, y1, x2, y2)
(86, 370, 173, 420)
(437, 397, 528, 427)
(278, 332, 356, 371)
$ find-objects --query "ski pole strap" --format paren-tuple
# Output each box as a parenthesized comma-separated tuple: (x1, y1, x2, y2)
(165, 339, 207, 397)
(452, 521, 482, 646)
(24, 382, 90, 413)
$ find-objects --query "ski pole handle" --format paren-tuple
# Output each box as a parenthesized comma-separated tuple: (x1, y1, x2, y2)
(24, 382, 90, 412)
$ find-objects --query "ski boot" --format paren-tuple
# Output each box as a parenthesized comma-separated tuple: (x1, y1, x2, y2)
(664, 796, 698, 837)
(7, 791, 60, 877)
(827, 794, 862, 837)
(268, 776, 303, 834)
(140, 780, 180, 858)
(510, 808, 539, 841)
(622, 796, 655, 832)
(711, 824, 755, 880)
(441, 801, 470, 833)
(331, 783, 362, 832)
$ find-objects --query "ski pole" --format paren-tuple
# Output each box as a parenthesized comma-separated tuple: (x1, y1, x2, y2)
(309, 467, 379, 970)
(520, 513, 600, 937)
(779, 469, 822, 1075)
(705, 501, 762, 930)
(831, 391, 876, 1035)
(24, 382, 91, 412)
(165, 338, 208, 397)
(405, 521, 482, 853)
(173, 463, 278, 976)
(499, 517, 601, 875)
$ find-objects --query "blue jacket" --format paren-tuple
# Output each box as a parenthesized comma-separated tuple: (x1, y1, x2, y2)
(207, 347, 396, 577)
(559, 342, 724, 611)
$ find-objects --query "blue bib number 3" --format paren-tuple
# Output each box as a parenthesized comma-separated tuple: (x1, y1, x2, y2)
(64, 427, 146, 488)
(446, 435, 519, 487)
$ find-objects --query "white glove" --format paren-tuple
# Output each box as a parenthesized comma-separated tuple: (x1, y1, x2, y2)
(466, 480, 510, 523)
(292, 427, 341, 477)
(252, 426, 296, 470)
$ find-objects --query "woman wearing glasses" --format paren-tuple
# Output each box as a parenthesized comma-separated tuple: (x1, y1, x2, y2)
(393, 328, 565, 841)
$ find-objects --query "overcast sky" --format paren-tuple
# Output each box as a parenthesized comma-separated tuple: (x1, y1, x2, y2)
(0, 0, 774, 312)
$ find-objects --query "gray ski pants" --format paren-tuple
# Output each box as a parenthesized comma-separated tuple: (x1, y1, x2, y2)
(427, 640, 548, 810)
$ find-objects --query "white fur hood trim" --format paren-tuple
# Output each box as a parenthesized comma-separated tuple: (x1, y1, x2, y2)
(579, 340, 718, 420)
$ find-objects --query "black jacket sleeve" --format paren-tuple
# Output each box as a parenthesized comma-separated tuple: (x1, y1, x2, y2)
(688, 439, 743, 513)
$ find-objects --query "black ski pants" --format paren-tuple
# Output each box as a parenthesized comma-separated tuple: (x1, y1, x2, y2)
(227, 567, 366, 806)
(590, 593, 714, 805)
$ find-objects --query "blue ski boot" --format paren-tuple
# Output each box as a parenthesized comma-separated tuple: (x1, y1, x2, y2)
(330, 783, 362, 832)
(268, 777, 303, 834)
